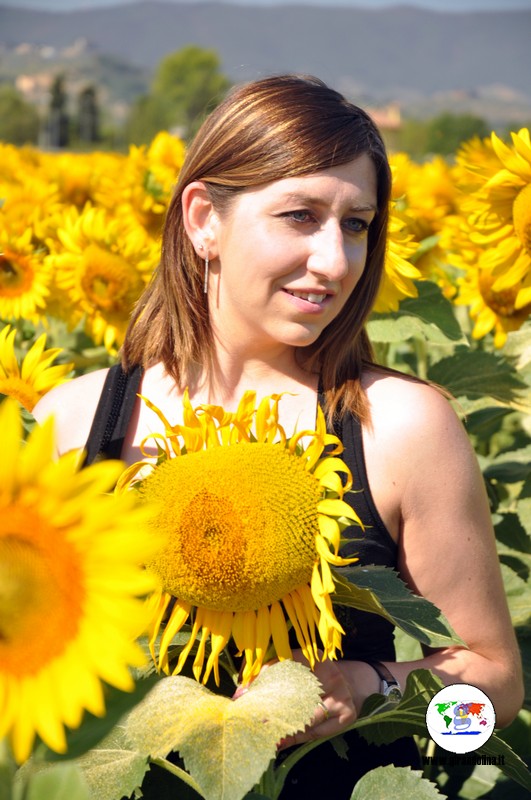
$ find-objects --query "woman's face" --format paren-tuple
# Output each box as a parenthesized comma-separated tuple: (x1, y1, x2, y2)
(208, 155, 378, 358)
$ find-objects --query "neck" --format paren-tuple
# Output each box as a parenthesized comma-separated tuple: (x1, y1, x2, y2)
(186, 341, 317, 410)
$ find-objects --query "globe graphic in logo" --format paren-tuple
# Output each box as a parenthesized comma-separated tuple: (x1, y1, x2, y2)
(426, 683, 496, 753)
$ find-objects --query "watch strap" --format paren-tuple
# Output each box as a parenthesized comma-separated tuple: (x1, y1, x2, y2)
(365, 660, 402, 701)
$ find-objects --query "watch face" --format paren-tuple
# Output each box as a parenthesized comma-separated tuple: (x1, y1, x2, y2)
(385, 685, 402, 703)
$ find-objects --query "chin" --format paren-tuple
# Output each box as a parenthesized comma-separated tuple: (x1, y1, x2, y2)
(285, 333, 323, 349)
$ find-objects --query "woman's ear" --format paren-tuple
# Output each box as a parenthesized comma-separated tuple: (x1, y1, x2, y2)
(181, 181, 219, 259)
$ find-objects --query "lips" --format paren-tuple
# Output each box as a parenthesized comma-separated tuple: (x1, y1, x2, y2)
(285, 289, 329, 304)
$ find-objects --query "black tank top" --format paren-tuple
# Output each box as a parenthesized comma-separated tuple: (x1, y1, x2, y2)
(83, 364, 420, 795)
(83, 363, 398, 661)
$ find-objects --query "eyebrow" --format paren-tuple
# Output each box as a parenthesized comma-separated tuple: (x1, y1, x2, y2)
(281, 193, 377, 213)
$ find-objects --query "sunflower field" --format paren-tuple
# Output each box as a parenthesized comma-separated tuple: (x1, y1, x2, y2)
(1, 128, 530, 800)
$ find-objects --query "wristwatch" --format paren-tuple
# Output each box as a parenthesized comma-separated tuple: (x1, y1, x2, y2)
(366, 660, 402, 702)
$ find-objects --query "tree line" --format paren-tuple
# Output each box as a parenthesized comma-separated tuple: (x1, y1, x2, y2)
(0, 44, 514, 157)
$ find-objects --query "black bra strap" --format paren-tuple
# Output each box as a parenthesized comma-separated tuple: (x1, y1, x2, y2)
(82, 363, 143, 466)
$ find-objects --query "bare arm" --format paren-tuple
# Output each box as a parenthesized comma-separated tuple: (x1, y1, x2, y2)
(389, 381, 522, 726)
(285, 377, 523, 745)
(32, 368, 109, 458)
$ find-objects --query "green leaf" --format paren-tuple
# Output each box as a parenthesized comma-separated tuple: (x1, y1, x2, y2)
(427, 349, 530, 408)
(14, 762, 90, 800)
(496, 708, 531, 759)
(368, 281, 466, 345)
(367, 316, 458, 346)
(125, 661, 322, 800)
(496, 515, 531, 581)
(394, 627, 423, 662)
(73, 725, 150, 800)
(500, 563, 531, 629)
(476, 733, 531, 793)
(350, 764, 444, 799)
(484, 445, 531, 484)
(519, 475, 531, 535)
(333, 566, 466, 648)
(464, 406, 513, 439)
(17, 726, 151, 800)
(439, 763, 500, 800)
(500, 324, 531, 370)
(353, 671, 531, 796)
(516, 635, 531, 710)
(519, 498, 531, 540)
(43, 674, 160, 761)
(495, 512, 531, 555)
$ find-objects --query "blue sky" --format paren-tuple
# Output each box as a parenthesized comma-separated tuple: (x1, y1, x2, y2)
(5, 0, 531, 11)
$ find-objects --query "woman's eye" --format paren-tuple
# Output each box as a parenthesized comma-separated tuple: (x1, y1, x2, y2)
(284, 209, 315, 223)
(343, 218, 369, 234)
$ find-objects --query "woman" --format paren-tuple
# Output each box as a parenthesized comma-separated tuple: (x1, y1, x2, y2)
(33, 74, 523, 797)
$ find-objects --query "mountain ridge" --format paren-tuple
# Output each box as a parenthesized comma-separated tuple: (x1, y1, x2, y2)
(1, 2, 529, 123)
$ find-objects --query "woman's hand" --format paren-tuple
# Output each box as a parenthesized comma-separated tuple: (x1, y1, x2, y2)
(276, 652, 380, 749)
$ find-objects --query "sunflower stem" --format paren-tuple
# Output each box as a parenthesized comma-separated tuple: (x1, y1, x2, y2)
(269, 740, 324, 798)
(255, 758, 278, 797)
(0, 739, 17, 800)
(413, 336, 429, 380)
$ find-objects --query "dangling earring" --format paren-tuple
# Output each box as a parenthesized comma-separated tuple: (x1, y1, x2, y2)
(203, 253, 209, 294)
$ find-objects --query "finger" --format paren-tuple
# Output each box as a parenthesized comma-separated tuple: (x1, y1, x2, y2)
(316, 699, 330, 722)
(277, 699, 331, 749)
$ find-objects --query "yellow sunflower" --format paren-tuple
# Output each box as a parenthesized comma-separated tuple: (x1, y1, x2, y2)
(373, 202, 421, 313)
(0, 226, 50, 323)
(456, 265, 531, 348)
(464, 128, 531, 309)
(0, 398, 160, 763)
(0, 143, 43, 187)
(388, 153, 458, 295)
(93, 143, 170, 238)
(146, 130, 186, 196)
(38, 150, 122, 210)
(45, 205, 159, 352)
(0, 325, 73, 412)
(117, 391, 361, 687)
(453, 134, 500, 195)
(0, 180, 63, 250)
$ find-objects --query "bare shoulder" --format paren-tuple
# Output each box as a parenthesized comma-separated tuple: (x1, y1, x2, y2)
(360, 369, 477, 523)
(32, 368, 110, 456)
(363, 369, 464, 446)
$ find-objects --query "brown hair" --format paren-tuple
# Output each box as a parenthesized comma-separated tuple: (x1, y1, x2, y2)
(121, 74, 392, 422)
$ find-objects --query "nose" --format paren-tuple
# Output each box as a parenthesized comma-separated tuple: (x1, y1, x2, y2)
(307, 224, 351, 282)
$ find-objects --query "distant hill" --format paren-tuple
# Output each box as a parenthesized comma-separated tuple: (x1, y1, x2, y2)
(1, 1, 530, 124)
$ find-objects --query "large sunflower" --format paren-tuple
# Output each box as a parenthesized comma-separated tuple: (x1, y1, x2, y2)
(118, 391, 361, 686)
(46, 205, 159, 352)
(0, 325, 73, 412)
(463, 128, 531, 309)
(0, 399, 160, 763)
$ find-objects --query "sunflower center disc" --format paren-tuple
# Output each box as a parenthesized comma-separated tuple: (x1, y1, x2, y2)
(478, 271, 521, 317)
(0, 252, 32, 296)
(142, 443, 322, 612)
(0, 509, 84, 673)
(81, 244, 144, 313)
